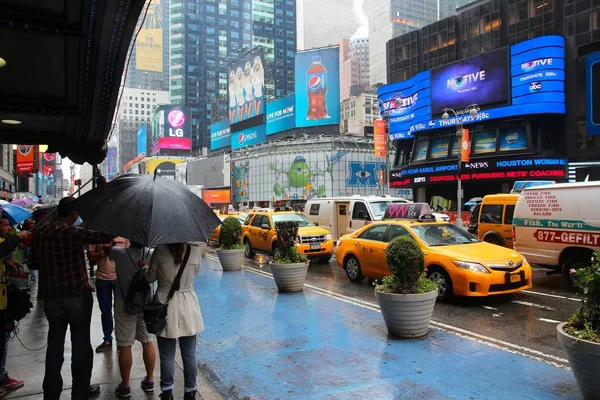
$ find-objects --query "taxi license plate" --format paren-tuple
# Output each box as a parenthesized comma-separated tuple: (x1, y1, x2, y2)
(510, 274, 521, 283)
(310, 243, 321, 250)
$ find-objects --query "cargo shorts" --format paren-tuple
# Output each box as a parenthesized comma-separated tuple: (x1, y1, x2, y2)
(114, 299, 155, 347)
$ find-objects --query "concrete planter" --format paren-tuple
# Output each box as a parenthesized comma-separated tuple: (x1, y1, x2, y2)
(216, 249, 245, 271)
(200, 242, 207, 257)
(270, 261, 309, 292)
(375, 289, 437, 338)
(557, 322, 600, 399)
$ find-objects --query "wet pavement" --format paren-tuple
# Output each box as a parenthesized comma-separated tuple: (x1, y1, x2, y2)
(196, 255, 581, 399)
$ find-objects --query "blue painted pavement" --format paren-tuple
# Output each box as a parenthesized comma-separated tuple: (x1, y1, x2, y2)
(194, 257, 580, 400)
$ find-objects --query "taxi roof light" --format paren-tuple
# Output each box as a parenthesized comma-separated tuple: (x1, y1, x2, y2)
(383, 203, 437, 221)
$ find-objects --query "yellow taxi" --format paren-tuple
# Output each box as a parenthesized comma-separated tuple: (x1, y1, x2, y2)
(242, 209, 335, 263)
(335, 206, 532, 298)
(208, 213, 247, 244)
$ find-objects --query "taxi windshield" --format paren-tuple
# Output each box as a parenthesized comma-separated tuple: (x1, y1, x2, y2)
(272, 213, 314, 227)
(411, 224, 479, 246)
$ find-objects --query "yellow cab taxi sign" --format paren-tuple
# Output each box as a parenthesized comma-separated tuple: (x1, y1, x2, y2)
(383, 203, 436, 221)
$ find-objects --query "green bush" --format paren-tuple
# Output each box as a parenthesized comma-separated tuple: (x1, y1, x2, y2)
(565, 253, 600, 343)
(375, 236, 437, 294)
(273, 221, 307, 264)
(219, 217, 244, 250)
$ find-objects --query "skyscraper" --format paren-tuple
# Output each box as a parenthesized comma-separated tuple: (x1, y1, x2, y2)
(368, 0, 438, 86)
(296, 0, 360, 50)
(170, 0, 297, 151)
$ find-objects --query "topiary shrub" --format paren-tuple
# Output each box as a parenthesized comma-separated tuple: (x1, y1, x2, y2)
(564, 253, 600, 343)
(219, 217, 244, 250)
(376, 236, 437, 294)
(273, 221, 307, 264)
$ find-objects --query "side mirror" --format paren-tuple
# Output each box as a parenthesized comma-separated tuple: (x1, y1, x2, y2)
(314, 222, 319, 226)
(261, 224, 270, 230)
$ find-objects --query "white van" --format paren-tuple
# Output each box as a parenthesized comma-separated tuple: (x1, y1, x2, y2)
(513, 181, 600, 283)
(304, 195, 410, 239)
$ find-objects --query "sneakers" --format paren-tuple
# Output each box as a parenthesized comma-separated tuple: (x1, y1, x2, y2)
(0, 387, 6, 398)
(159, 390, 173, 400)
(94, 341, 112, 353)
(184, 391, 197, 400)
(141, 378, 154, 393)
(114, 383, 131, 398)
(0, 375, 24, 390)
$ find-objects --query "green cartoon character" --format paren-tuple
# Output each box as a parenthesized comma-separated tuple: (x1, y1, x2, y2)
(269, 155, 330, 199)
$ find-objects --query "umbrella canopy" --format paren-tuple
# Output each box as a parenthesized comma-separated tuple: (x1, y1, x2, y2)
(11, 198, 35, 208)
(467, 197, 483, 203)
(75, 174, 222, 247)
(1, 203, 33, 225)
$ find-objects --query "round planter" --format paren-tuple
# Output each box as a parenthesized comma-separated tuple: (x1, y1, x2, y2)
(200, 242, 207, 257)
(557, 322, 600, 399)
(270, 261, 309, 293)
(375, 289, 437, 338)
(216, 249, 245, 271)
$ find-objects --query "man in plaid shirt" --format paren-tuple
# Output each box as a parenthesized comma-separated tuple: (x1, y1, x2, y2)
(29, 197, 115, 400)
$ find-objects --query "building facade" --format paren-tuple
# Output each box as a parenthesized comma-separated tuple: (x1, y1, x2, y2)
(381, 0, 600, 206)
(296, 0, 359, 50)
(340, 92, 377, 137)
(170, 0, 297, 152)
(368, 0, 439, 86)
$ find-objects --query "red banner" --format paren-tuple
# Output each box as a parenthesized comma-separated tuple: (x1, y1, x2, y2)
(461, 128, 470, 163)
(374, 120, 387, 158)
(16, 145, 35, 174)
(204, 189, 231, 204)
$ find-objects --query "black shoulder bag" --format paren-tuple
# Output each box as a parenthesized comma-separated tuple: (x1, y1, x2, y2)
(143, 245, 191, 335)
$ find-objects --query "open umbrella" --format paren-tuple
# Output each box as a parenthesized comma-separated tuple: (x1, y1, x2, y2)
(75, 174, 221, 247)
(1, 203, 33, 225)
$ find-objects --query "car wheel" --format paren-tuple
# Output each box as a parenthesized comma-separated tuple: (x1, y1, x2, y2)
(427, 266, 453, 299)
(319, 256, 332, 264)
(244, 239, 254, 259)
(344, 255, 364, 283)
(483, 235, 503, 247)
(564, 253, 592, 291)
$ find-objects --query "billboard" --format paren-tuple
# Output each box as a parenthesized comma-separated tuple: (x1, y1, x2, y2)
(228, 49, 265, 125)
(16, 145, 35, 174)
(107, 148, 117, 180)
(378, 35, 565, 140)
(145, 159, 185, 177)
(430, 48, 509, 115)
(295, 47, 340, 128)
(151, 106, 192, 153)
(231, 124, 266, 150)
(374, 120, 386, 158)
(42, 153, 56, 175)
(210, 120, 231, 151)
(266, 95, 296, 135)
(136, 0, 163, 72)
(137, 125, 147, 156)
(586, 51, 600, 135)
(204, 189, 231, 204)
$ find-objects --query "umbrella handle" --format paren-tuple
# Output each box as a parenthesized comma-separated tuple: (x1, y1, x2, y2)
(153, 169, 158, 180)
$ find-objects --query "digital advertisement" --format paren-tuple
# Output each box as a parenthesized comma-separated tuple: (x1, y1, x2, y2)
(151, 106, 192, 154)
(228, 48, 265, 125)
(204, 189, 231, 204)
(42, 153, 56, 176)
(135, 0, 163, 72)
(210, 120, 231, 151)
(295, 47, 341, 128)
(499, 127, 527, 151)
(16, 145, 35, 174)
(374, 120, 387, 158)
(378, 35, 566, 141)
(137, 125, 147, 157)
(107, 148, 117, 180)
(430, 137, 449, 159)
(231, 124, 266, 151)
(586, 51, 600, 135)
(266, 95, 296, 135)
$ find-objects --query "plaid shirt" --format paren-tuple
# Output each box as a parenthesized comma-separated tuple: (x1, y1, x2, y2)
(29, 221, 114, 300)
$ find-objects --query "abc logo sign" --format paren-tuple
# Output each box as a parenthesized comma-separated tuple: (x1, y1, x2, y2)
(529, 82, 542, 92)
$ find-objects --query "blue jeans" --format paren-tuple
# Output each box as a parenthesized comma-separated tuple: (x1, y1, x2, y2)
(43, 292, 94, 399)
(157, 335, 197, 393)
(95, 279, 116, 343)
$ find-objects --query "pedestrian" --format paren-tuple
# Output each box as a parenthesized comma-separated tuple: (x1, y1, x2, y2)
(109, 240, 156, 398)
(88, 242, 117, 353)
(142, 242, 203, 400)
(29, 197, 115, 400)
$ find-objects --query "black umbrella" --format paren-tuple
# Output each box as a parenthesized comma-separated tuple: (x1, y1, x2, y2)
(75, 174, 221, 247)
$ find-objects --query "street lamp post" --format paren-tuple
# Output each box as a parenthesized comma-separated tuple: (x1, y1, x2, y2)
(373, 97, 401, 196)
(441, 105, 478, 228)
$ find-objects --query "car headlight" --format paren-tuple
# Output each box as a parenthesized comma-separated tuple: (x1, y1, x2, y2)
(452, 261, 490, 273)
(325, 234, 333, 241)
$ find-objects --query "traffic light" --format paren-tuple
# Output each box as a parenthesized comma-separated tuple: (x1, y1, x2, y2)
(74, 179, 82, 186)
(236, 180, 241, 188)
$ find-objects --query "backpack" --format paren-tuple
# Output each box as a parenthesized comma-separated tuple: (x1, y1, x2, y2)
(120, 270, 151, 315)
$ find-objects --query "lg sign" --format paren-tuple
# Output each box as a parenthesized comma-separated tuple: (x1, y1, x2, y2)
(167, 109, 186, 138)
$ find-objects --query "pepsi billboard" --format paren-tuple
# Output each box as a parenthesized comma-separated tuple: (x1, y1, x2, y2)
(266, 95, 295, 135)
(210, 120, 231, 151)
(378, 35, 566, 141)
(151, 106, 192, 154)
(137, 124, 147, 157)
(231, 124, 266, 150)
(295, 47, 340, 128)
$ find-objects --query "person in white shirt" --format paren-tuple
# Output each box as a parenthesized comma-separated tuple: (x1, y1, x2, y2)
(243, 61, 254, 119)
(252, 56, 264, 117)
(228, 70, 237, 124)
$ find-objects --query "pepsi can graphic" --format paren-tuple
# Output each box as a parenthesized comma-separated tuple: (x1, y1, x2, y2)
(306, 56, 329, 120)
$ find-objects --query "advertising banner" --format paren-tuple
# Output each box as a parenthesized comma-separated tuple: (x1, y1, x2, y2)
(107, 148, 117, 180)
(374, 120, 387, 158)
(231, 124, 266, 150)
(266, 95, 295, 135)
(145, 159, 185, 177)
(295, 47, 340, 128)
(135, 0, 163, 72)
(379, 35, 565, 140)
(430, 48, 509, 115)
(151, 106, 192, 153)
(42, 153, 56, 176)
(586, 51, 600, 135)
(228, 48, 265, 125)
(210, 120, 231, 150)
(16, 145, 35, 174)
(461, 129, 470, 163)
(204, 189, 231, 204)
(137, 125, 147, 157)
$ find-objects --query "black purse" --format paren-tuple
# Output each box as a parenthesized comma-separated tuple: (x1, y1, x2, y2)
(143, 245, 191, 335)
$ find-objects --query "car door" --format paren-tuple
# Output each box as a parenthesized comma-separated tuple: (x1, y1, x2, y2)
(350, 201, 373, 233)
(503, 205, 516, 248)
(248, 214, 264, 250)
(355, 224, 389, 278)
(478, 204, 503, 242)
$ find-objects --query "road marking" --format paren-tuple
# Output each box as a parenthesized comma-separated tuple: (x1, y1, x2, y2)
(537, 318, 562, 324)
(482, 305, 498, 310)
(511, 300, 556, 311)
(521, 290, 582, 302)
(204, 257, 570, 369)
